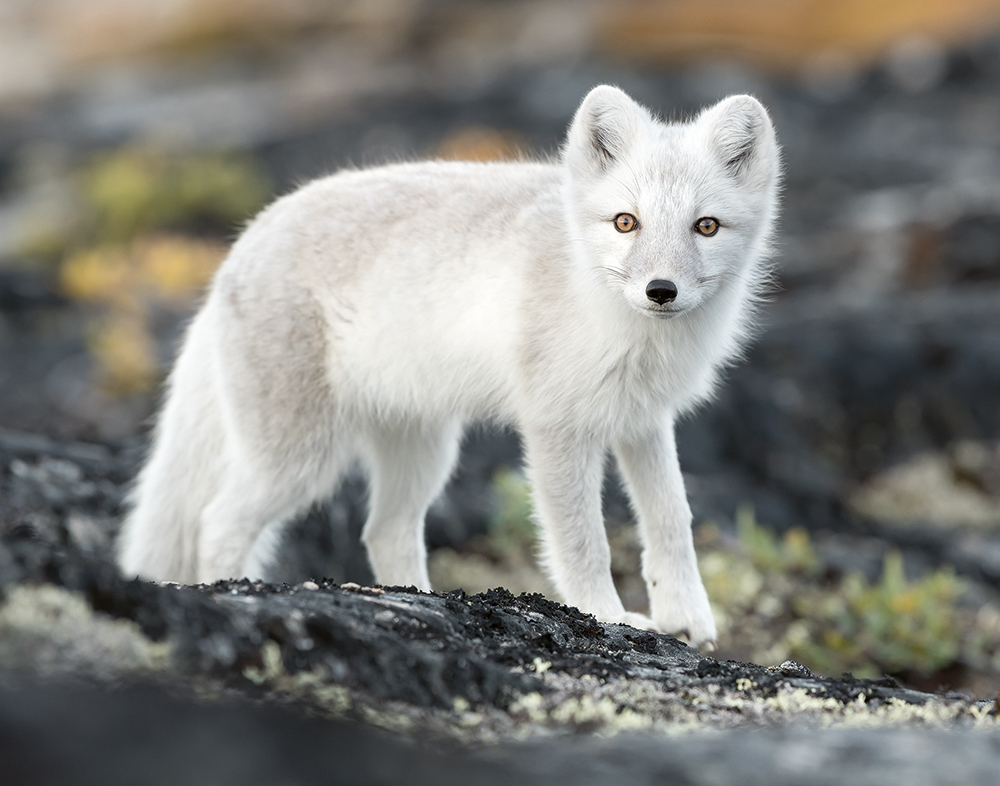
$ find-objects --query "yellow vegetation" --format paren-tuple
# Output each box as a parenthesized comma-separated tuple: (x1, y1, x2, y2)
(60, 235, 227, 393)
(85, 315, 160, 396)
(62, 235, 225, 306)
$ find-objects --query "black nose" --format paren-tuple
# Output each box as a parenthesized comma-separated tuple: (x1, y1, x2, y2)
(645, 279, 678, 305)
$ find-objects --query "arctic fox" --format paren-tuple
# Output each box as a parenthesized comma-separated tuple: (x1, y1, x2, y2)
(117, 85, 780, 646)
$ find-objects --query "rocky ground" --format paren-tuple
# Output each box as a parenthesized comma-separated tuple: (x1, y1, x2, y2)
(0, 409, 999, 783)
(4, 11, 1000, 783)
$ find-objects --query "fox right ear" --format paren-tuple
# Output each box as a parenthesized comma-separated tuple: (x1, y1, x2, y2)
(564, 85, 651, 175)
(698, 94, 778, 189)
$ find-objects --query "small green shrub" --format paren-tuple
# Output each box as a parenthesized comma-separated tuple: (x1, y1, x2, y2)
(700, 510, 994, 683)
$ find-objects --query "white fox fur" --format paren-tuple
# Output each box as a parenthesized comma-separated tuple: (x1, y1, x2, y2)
(117, 85, 780, 646)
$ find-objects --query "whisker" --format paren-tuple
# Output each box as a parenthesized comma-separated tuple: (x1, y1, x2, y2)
(589, 264, 629, 284)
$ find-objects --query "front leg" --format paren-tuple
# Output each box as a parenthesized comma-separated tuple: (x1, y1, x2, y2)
(522, 427, 651, 629)
(614, 416, 717, 647)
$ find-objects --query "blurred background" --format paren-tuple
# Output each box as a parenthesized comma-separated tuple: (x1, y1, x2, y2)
(3, 0, 1000, 695)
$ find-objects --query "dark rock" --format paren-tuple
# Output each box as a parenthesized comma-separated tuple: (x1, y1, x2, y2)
(1, 514, 944, 715)
(3, 681, 1000, 786)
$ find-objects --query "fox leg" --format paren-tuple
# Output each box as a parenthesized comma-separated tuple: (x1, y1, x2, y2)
(197, 467, 312, 584)
(523, 428, 652, 629)
(361, 419, 463, 590)
(613, 415, 717, 647)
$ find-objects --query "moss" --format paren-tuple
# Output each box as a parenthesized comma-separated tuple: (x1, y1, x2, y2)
(735, 505, 821, 576)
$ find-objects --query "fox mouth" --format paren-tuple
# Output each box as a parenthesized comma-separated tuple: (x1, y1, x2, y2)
(643, 306, 684, 319)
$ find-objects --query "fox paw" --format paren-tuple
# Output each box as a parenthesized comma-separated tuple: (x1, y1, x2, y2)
(601, 611, 659, 632)
(651, 605, 717, 650)
(601, 612, 716, 652)
(662, 628, 717, 652)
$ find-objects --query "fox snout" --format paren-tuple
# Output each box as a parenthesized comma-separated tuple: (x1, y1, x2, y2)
(645, 279, 678, 305)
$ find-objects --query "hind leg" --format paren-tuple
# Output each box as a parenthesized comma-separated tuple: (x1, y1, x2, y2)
(197, 470, 300, 583)
(196, 443, 350, 584)
(361, 419, 462, 590)
(197, 276, 348, 583)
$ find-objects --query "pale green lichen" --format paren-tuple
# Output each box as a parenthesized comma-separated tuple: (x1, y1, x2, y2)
(225, 639, 998, 744)
(0, 584, 169, 679)
(501, 669, 998, 740)
(242, 641, 353, 717)
(228, 504, 1000, 742)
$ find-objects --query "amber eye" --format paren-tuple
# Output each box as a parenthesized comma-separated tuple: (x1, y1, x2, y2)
(695, 217, 720, 237)
(614, 213, 638, 233)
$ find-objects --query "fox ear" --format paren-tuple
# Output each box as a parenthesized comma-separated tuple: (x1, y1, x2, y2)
(698, 95, 778, 187)
(565, 85, 652, 175)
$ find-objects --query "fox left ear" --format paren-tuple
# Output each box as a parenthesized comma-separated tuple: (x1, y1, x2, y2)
(698, 95, 779, 188)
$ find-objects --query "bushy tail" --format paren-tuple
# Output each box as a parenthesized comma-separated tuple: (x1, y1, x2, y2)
(117, 308, 224, 584)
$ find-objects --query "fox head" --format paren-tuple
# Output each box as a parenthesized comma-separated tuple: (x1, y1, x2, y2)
(562, 85, 781, 320)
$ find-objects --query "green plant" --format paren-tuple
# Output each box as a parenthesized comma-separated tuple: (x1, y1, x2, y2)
(734, 506, 820, 576)
(698, 510, 993, 684)
(791, 551, 962, 677)
(488, 468, 536, 553)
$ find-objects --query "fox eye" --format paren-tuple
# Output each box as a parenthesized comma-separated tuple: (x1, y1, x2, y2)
(695, 217, 720, 237)
(614, 213, 638, 233)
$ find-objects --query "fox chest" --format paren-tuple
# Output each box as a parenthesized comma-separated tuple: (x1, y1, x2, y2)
(517, 330, 715, 433)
